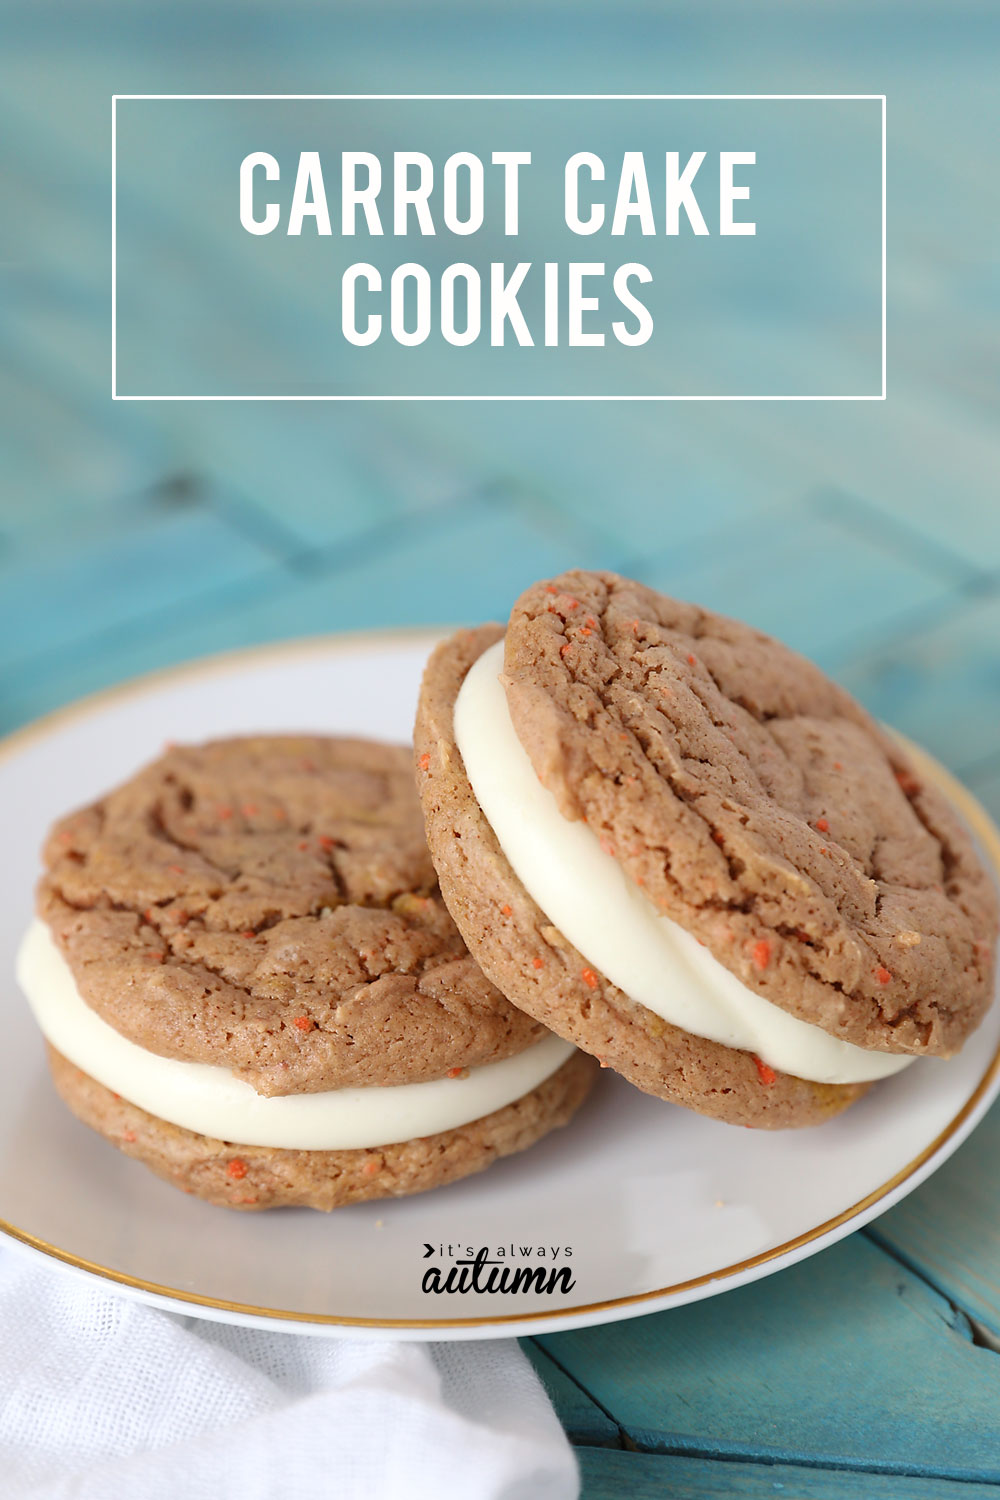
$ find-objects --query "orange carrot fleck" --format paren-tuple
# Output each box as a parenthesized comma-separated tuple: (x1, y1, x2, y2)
(560, 643, 572, 657)
(447, 1067, 465, 1079)
(753, 1056, 776, 1086)
(751, 939, 772, 971)
(815, 817, 830, 833)
(293, 1015, 314, 1032)
(242, 803, 258, 818)
(227, 1159, 248, 1180)
(532, 957, 544, 969)
(418, 752, 431, 771)
(581, 968, 599, 990)
(894, 768, 921, 796)
(501, 904, 512, 917)
(242, 929, 256, 939)
(121, 1129, 137, 1143)
(875, 965, 892, 985)
(687, 653, 696, 666)
(298, 840, 309, 851)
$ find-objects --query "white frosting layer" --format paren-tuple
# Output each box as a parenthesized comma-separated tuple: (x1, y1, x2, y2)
(453, 641, 914, 1086)
(17, 920, 575, 1150)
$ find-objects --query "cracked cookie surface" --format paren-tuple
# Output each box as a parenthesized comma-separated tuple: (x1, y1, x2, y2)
(415, 575, 998, 1126)
(499, 572, 996, 1056)
(38, 736, 545, 1095)
(416, 623, 869, 1126)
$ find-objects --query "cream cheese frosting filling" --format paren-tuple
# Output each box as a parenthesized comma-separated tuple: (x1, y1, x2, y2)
(17, 919, 576, 1150)
(454, 641, 914, 1086)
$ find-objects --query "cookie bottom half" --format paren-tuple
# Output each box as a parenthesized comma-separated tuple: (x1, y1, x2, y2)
(46, 1043, 597, 1211)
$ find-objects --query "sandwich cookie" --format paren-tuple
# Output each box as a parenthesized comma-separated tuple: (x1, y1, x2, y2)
(21, 736, 594, 1208)
(415, 572, 998, 1128)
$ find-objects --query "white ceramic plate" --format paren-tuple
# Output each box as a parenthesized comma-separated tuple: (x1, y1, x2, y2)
(1, 631, 998, 1341)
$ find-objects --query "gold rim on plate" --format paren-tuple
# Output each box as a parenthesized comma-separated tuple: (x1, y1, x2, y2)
(1, 631, 998, 1330)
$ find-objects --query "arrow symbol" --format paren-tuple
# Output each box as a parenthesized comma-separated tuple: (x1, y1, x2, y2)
(423, 1243, 435, 1259)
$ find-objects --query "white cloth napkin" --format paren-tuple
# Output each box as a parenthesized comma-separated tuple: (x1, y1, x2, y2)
(0, 1248, 579, 1500)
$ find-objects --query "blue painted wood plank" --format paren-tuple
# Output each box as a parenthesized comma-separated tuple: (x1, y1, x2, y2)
(410, 400, 783, 559)
(0, 495, 281, 685)
(538, 1235, 1000, 1480)
(670, 397, 1000, 573)
(0, 496, 611, 731)
(838, 594, 1000, 778)
(3, 17, 1000, 558)
(521, 1342, 621, 1449)
(867, 1098, 1000, 1347)
(5, 24, 995, 544)
(578, 1449, 1000, 1500)
(189, 405, 492, 552)
(0, 361, 163, 530)
(631, 497, 957, 672)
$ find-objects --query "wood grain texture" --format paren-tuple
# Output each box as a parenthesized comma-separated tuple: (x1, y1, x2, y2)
(521, 1342, 621, 1448)
(839, 594, 1000, 781)
(636, 495, 956, 671)
(539, 1235, 1000, 1479)
(868, 1099, 1000, 1345)
(577, 1449, 1000, 1499)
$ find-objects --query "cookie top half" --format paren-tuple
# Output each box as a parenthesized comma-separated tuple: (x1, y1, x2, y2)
(498, 571, 997, 1054)
(38, 736, 544, 1095)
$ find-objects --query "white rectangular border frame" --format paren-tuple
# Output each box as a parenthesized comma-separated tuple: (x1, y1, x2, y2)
(110, 93, 887, 402)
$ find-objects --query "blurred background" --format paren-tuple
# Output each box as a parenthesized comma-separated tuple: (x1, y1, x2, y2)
(2, 0, 999, 821)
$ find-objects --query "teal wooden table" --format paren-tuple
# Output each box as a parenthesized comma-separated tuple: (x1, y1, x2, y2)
(2, 3, 999, 1493)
